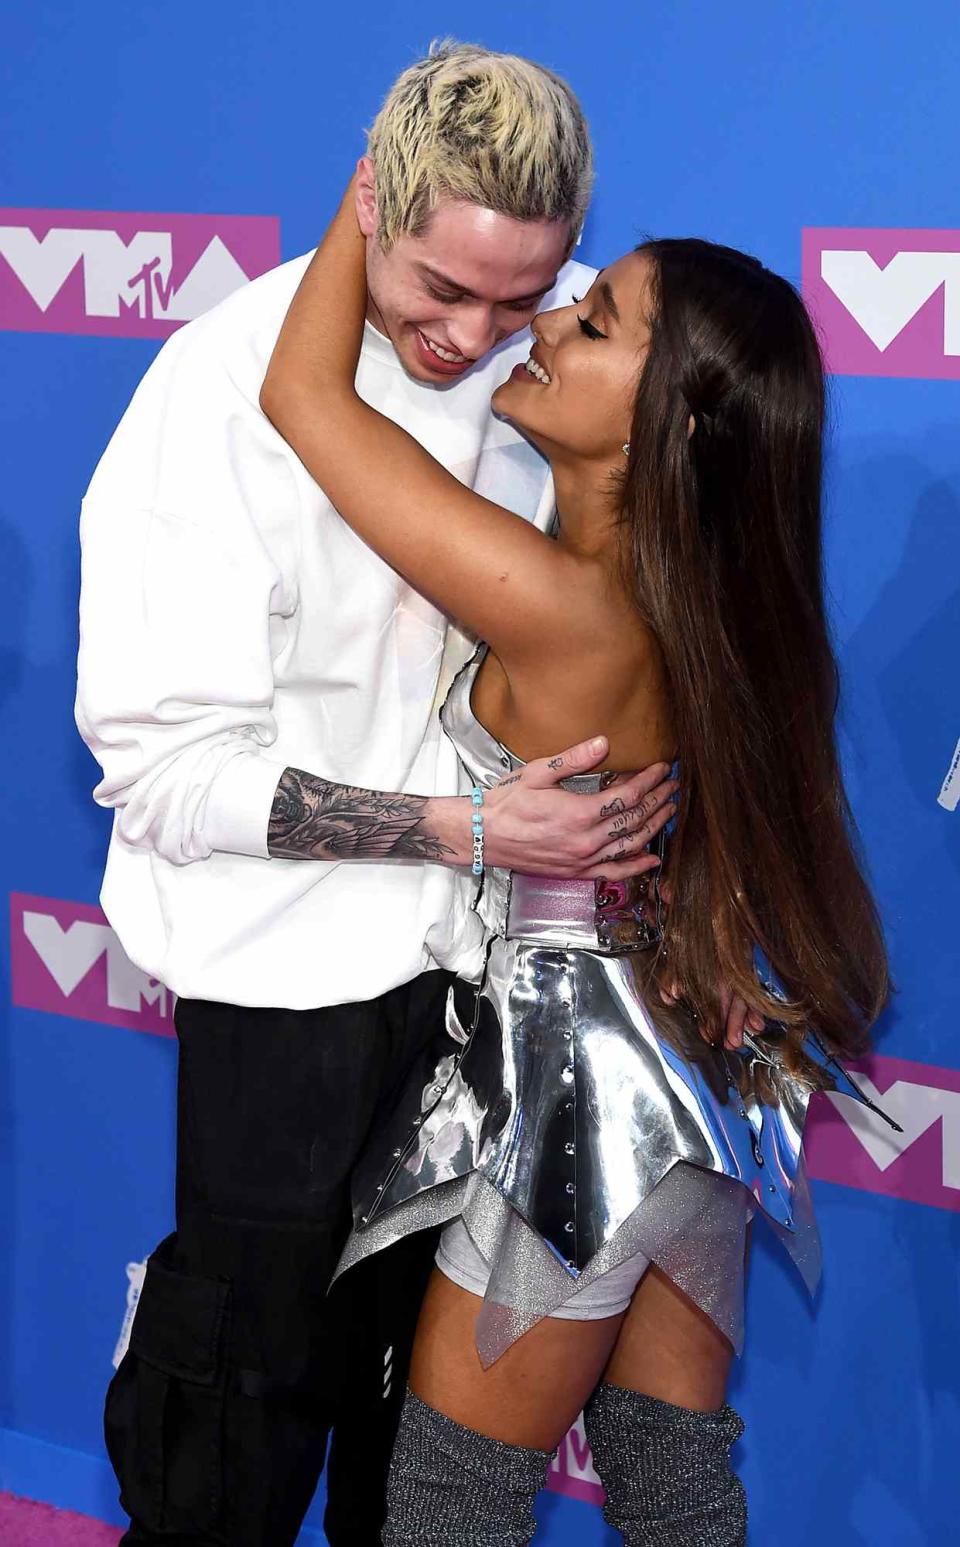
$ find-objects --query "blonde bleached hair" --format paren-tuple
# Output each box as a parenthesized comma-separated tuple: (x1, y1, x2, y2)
(366, 40, 593, 248)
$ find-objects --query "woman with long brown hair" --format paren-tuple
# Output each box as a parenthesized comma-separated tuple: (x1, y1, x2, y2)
(259, 184, 892, 1545)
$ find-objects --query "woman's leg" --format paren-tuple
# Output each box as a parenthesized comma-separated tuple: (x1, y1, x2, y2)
(585, 1264, 746, 1545)
(412, 1264, 625, 1447)
(383, 1267, 626, 1544)
(603, 1260, 733, 1409)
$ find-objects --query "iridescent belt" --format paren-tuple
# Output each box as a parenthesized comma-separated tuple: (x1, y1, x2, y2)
(505, 867, 664, 954)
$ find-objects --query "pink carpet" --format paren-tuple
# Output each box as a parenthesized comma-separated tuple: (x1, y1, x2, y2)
(0, 1492, 123, 1544)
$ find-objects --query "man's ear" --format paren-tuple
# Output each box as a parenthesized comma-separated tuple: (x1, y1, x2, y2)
(355, 156, 378, 240)
(562, 222, 582, 265)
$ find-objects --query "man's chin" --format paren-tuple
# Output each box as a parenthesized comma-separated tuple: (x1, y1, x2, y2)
(380, 333, 440, 384)
(401, 355, 461, 387)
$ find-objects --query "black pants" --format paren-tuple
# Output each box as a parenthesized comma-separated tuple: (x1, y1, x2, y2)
(104, 972, 455, 1547)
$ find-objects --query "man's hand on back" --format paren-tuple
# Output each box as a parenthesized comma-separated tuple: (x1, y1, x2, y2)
(470, 737, 676, 881)
(267, 737, 677, 882)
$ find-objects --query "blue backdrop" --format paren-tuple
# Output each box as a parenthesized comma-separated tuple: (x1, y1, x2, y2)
(2, 4, 958, 1542)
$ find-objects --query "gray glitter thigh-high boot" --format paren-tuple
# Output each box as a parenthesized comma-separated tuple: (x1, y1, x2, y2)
(382, 1388, 554, 1545)
(584, 1383, 747, 1546)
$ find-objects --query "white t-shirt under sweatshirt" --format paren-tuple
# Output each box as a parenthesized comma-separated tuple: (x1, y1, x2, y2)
(76, 252, 594, 1009)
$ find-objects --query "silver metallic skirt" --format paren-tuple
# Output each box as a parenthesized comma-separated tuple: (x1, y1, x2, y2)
(334, 901, 885, 1366)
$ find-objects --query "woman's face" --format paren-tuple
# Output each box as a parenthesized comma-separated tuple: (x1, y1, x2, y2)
(492, 252, 655, 465)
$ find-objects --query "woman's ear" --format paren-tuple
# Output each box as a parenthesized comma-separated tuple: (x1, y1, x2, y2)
(355, 156, 378, 240)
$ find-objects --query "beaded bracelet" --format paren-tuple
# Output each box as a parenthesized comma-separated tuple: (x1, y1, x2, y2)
(470, 785, 485, 876)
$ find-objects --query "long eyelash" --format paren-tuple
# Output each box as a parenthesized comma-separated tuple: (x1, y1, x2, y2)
(578, 314, 606, 340)
(572, 294, 606, 339)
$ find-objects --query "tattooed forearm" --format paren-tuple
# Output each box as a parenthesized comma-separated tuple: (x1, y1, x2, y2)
(268, 767, 455, 861)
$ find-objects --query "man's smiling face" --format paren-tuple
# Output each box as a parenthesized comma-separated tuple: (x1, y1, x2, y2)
(356, 161, 573, 385)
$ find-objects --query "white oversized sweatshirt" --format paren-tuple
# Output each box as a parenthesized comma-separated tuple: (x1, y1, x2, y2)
(76, 252, 593, 1008)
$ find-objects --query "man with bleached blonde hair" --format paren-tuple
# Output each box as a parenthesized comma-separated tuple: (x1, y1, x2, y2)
(80, 41, 666, 1547)
(368, 41, 591, 249)
(347, 41, 591, 385)
(357, 41, 592, 384)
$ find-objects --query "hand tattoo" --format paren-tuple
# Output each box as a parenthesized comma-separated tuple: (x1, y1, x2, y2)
(268, 768, 454, 862)
(600, 796, 626, 818)
(547, 756, 564, 770)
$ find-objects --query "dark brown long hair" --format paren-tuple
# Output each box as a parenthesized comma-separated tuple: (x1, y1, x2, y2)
(624, 238, 889, 1080)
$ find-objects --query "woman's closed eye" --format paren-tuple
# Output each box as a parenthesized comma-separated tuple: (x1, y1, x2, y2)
(571, 295, 607, 340)
(578, 314, 607, 340)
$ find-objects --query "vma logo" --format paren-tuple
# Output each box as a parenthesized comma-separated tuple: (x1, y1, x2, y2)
(10, 891, 174, 1036)
(805, 1053, 960, 1213)
(802, 227, 960, 379)
(0, 209, 280, 339)
(547, 1412, 604, 1506)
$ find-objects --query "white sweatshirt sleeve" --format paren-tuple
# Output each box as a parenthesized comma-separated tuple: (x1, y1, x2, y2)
(75, 326, 301, 866)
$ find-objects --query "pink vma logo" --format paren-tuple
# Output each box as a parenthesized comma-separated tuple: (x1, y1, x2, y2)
(547, 1413, 604, 1507)
(9, 892, 174, 1036)
(802, 227, 960, 379)
(804, 1053, 960, 1213)
(0, 209, 280, 338)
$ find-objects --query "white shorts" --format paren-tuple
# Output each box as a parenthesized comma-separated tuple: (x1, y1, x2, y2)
(436, 1218, 650, 1321)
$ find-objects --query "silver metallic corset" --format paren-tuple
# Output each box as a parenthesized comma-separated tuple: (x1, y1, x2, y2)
(339, 647, 893, 1365)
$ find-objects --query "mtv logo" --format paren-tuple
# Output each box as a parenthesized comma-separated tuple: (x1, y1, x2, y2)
(9, 891, 174, 1036)
(547, 1411, 604, 1506)
(802, 228, 960, 380)
(0, 209, 280, 339)
(805, 1053, 960, 1212)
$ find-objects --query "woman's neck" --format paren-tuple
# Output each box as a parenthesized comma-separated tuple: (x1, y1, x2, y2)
(550, 457, 625, 561)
